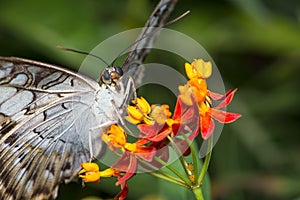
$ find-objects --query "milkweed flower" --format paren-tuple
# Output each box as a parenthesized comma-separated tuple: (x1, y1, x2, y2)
(102, 124, 156, 161)
(78, 162, 102, 183)
(125, 97, 153, 125)
(178, 59, 241, 140)
(78, 162, 128, 200)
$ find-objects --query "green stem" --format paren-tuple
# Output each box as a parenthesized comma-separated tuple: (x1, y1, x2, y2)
(167, 135, 191, 179)
(154, 156, 191, 185)
(138, 159, 186, 186)
(197, 137, 213, 186)
(192, 186, 204, 200)
(148, 172, 188, 188)
(183, 134, 199, 180)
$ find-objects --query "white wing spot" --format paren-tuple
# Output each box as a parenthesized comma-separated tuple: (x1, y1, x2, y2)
(0, 90, 33, 116)
(0, 86, 17, 104)
(10, 74, 28, 85)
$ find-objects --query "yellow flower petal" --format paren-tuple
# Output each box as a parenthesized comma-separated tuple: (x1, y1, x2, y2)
(81, 162, 100, 172)
(191, 59, 212, 79)
(185, 62, 197, 80)
(125, 115, 142, 125)
(144, 117, 155, 125)
(127, 97, 153, 124)
(137, 97, 151, 114)
(150, 105, 172, 125)
(103, 125, 127, 149)
(82, 171, 101, 182)
(78, 162, 101, 182)
(188, 78, 208, 103)
(124, 143, 137, 152)
(99, 168, 115, 177)
(178, 84, 193, 106)
(127, 106, 143, 122)
(166, 118, 176, 127)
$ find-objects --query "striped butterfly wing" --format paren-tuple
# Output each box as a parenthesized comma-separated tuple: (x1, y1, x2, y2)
(0, 0, 178, 199)
(0, 57, 101, 199)
(122, 0, 178, 80)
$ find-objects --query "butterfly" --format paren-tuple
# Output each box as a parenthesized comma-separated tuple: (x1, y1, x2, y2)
(0, 0, 178, 199)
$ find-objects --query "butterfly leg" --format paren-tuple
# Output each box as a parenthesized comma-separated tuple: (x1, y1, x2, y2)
(110, 76, 140, 137)
(123, 75, 138, 103)
(88, 120, 117, 161)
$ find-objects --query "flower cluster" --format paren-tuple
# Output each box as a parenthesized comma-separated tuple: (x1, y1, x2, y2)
(78, 59, 241, 199)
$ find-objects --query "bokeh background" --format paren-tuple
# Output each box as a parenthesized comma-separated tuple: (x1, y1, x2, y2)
(1, 0, 300, 199)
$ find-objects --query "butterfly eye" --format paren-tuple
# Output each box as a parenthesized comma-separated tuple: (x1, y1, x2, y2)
(114, 66, 123, 77)
(101, 69, 112, 85)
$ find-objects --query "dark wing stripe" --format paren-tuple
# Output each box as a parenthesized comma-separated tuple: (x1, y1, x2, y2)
(122, 0, 178, 73)
(0, 56, 98, 90)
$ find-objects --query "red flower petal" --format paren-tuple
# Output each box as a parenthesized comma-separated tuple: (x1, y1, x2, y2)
(149, 127, 172, 142)
(174, 138, 191, 156)
(200, 113, 215, 140)
(134, 146, 156, 162)
(215, 88, 237, 109)
(113, 152, 137, 186)
(208, 90, 224, 100)
(138, 124, 158, 138)
(210, 108, 242, 123)
(173, 98, 184, 120)
(114, 182, 128, 200)
(188, 120, 200, 140)
(138, 123, 171, 142)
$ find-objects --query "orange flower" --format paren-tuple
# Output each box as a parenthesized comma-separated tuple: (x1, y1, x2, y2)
(102, 124, 156, 161)
(197, 89, 241, 139)
(102, 124, 127, 152)
(150, 104, 172, 125)
(179, 59, 241, 140)
(78, 162, 102, 183)
(185, 59, 212, 79)
(78, 162, 128, 200)
(125, 97, 153, 125)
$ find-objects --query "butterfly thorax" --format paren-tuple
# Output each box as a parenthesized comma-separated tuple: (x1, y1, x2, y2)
(94, 65, 127, 120)
(93, 81, 127, 123)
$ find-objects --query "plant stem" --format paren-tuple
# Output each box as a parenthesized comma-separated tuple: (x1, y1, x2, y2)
(139, 159, 186, 186)
(148, 172, 188, 188)
(197, 137, 213, 186)
(167, 135, 190, 178)
(154, 157, 191, 185)
(183, 134, 199, 180)
(192, 186, 204, 200)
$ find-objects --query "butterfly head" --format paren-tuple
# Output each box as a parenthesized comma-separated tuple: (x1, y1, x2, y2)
(100, 66, 123, 86)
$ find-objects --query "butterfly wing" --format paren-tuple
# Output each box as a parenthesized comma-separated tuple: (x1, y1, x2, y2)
(0, 57, 100, 199)
(122, 0, 178, 78)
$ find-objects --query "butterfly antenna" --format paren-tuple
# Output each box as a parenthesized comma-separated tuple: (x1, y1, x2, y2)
(56, 45, 110, 66)
(110, 10, 190, 67)
(165, 10, 190, 27)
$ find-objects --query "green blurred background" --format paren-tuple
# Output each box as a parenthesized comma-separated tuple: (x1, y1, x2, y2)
(1, 0, 300, 199)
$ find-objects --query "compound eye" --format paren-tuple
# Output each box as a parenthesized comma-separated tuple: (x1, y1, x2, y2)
(101, 70, 111, 84)
(114, 66, 123, 77)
